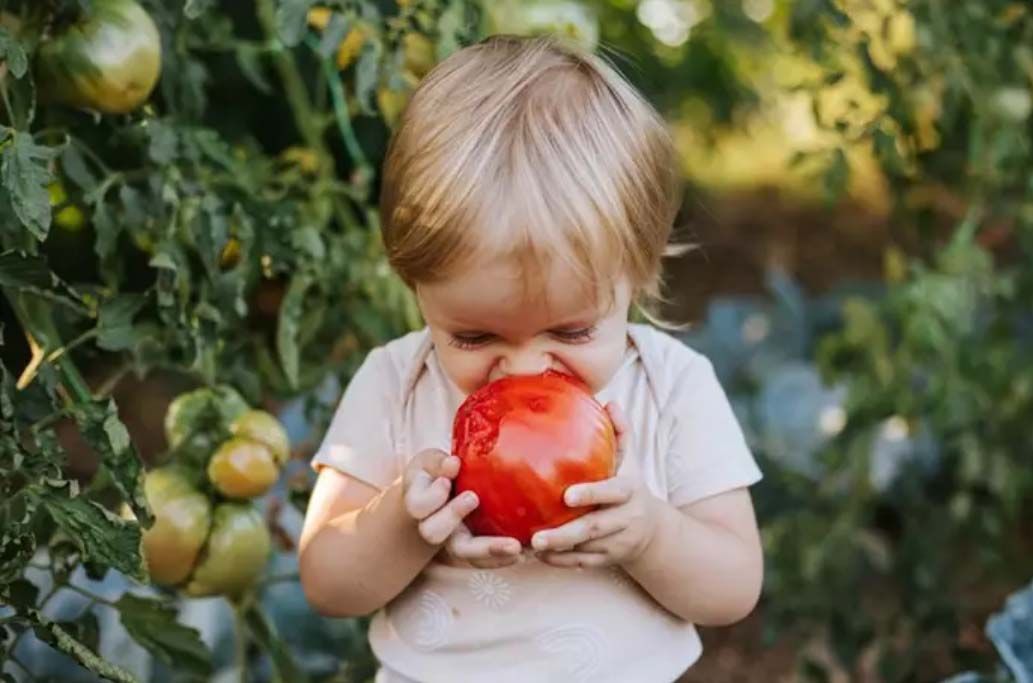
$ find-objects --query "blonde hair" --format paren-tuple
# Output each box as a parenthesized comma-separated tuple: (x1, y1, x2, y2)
(379, 33, 684, 313)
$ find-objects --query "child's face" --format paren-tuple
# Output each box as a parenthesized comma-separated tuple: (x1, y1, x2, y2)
(417, 258, 632, 396)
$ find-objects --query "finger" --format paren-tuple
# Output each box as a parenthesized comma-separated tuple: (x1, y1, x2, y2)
(448, 531, 522, 561)
(438, 454, 461, 479)
(405, 475, 452, 520)
(604, 402, 629, 470)
(404, 449, 445, 487)
(535, 550, 612, 569)
(573, 535, 623, 554)
(563, 476, 634, 508)
(418, 490, 479, 545)
(531, 511, 624, 552)
(418, 448, 453, 476)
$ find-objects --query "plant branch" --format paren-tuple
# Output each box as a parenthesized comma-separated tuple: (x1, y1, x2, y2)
(61, 583, 118, 609)
(3, 288, 94, 405)
(306, 35, 371, 171)
(95, 359, 133, 398)
(254, 0, 322, 152)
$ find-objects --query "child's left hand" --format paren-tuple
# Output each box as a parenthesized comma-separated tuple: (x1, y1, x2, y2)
(530, 403, 662, 568)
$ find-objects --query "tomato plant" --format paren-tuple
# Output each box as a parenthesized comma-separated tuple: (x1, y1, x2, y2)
(452, 370, 617, 546)
(0, 0, 481, 679)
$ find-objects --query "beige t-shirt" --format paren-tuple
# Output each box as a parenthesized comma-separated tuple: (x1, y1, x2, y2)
(311, 323, 762, 683)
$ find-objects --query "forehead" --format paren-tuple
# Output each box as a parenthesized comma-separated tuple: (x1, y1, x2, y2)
(417, 257, 612, 332)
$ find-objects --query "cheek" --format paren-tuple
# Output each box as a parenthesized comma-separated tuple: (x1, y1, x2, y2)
(437, 347, 495, 394)
(554, 338, 627, 394)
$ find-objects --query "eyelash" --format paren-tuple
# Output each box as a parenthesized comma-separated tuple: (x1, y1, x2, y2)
(448, 334, 492, 350)
(447, 326, 597, 350)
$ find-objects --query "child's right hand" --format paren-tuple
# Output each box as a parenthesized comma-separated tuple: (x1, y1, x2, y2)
(403, 449, 523, 569)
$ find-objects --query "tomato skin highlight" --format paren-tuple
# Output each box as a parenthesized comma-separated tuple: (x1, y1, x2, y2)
(35, 0, 162, 114)
(183, 503, 271, 598)
(206, 437, 279, 500)
(452, 371, 617, 546)
(141, 466, 211, 586)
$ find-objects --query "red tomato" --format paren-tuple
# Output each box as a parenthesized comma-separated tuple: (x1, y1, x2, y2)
(451, 370, 617, 546)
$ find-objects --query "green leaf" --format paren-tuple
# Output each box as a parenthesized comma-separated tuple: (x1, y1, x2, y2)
(97, 294, 147, 351)
(0, 28, 28, 79)
(0, 249, 50, 288)
(72, 399, 152, 529)
(277, 273, 312, 389)
(147, 121, 178, 165)
(0, 532, 37, 584)
(0, 578, 39, 611)
(36, 483, 146, 582)
(117, 594, 213, 676)
(119, 184, 147, 227)
(0, 131, 58, 241)
(0, 358, 14, 427)
(0, 250, 89, 313)
(60, 142, 99, 193)
(183, 0, 217, 19)
(319, 13, 350, 59)
(873, 128, 905, 177)
(91, 199, 123, 285)
(290, 226, 325, 261)
(190, 129, 236, 170)
(23, 606, 140, 683)
(276, 0, 318, 47)
(236, 45, 274, 94)
(822, 148, 849, 203)
(196, 196, 229, 276)
(436, 0, 469, 60)
(244, 601, 310, 683)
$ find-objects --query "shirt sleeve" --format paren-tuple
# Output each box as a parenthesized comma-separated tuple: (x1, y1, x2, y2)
(309, 347, 402, 490)
(664, 356, 762, 508)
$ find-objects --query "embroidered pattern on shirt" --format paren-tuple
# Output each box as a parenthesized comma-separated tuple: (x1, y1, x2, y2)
(468, 571, 513, 609)
(392, 589, 453, 651)
(533, 624, 607, 682)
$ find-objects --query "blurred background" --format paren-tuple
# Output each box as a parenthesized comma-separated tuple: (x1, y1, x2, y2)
(1, 0, 1031, 681)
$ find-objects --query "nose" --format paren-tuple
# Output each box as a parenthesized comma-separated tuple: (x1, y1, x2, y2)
(498, 347, 552, 377)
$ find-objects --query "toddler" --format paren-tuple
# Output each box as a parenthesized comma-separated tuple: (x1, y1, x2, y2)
(299, 33, 763, 683)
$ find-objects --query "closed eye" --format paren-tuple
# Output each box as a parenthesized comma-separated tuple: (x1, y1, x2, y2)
(448, 333, 494, 350)
(550, 326, 596, 343)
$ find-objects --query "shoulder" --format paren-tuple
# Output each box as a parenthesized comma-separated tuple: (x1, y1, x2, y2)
(627, 323, 720, 408)
(355, 328, 433, 397)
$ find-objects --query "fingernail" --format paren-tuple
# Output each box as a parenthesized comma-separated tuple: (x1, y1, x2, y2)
(463, 492, 478, 505)
(565, 488, 579, 506)
(532, 535, 547, 551)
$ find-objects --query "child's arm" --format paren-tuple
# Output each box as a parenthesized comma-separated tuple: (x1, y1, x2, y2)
(533, 483, 762, 626)
(299, 449, 466, 617)
(530, 404, 763, 625)
(623, 488, 762, 626)
(298, 469, 428, 617)
(299, 449, 521, 617)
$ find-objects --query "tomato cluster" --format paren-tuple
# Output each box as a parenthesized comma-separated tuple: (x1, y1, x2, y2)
(142, 386, 289, 599)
